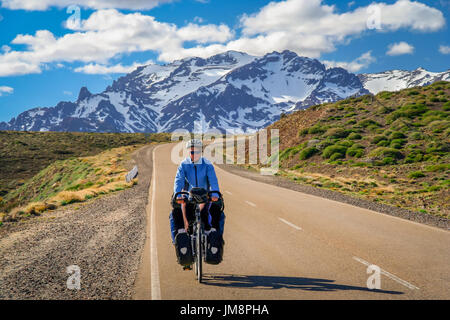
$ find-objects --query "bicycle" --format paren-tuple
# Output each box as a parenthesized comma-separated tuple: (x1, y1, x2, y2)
(174, 188, 222, 283)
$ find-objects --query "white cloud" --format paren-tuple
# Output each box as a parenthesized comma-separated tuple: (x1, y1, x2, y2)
(439, 45, 450, 54)
(74, 59, 154, 74)
(236, 0, 444, 57)
(63, 90, 72, 95)
(0, 85, 13, 96)
(322, 51, 376, 72)
(387, 41, 414, 56)
(0, 0, 173, 10)
(0, 9, 232, 76)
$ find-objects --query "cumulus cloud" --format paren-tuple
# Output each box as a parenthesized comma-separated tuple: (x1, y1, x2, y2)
(237, 0, 444, 58)
(322, 51, 376, 72)
(387, 41, 415, 56)
(0, 9, 233, 76)
(0, 85, 13, 96)
(74, 59, 154, 74)
(439, 45, 450, 54)
(0, 0, 173, 10)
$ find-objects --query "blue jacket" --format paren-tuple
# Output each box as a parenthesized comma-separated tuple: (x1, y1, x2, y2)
(174, 157, 220, 197)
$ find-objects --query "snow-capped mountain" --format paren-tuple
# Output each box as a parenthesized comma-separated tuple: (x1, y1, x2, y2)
(358, 67, 450, 95)
(0, 50, 369, 133)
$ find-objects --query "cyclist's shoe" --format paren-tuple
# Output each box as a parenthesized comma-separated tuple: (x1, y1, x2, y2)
(183, 264, 192, 271)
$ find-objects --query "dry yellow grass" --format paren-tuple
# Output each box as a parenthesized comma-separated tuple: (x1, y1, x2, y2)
(1, 145, 140, 223)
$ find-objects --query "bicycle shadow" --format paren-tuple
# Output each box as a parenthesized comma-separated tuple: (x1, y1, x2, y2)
(202, 274, 403, 295)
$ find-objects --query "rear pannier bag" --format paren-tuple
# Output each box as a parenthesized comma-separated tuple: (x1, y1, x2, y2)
(174, 231, 194, 266)
(205, 231, 223, 265)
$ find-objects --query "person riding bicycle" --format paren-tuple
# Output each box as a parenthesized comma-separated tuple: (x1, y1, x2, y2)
(170, 139, 225, 269)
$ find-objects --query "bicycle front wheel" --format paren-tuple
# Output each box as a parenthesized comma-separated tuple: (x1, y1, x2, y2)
(196, 221, 202, 283)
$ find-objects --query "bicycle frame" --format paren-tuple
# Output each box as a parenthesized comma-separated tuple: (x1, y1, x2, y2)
(173, 190, 222, 284)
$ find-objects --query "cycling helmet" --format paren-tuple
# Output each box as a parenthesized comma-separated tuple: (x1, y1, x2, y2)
(186, 139, 203, 149)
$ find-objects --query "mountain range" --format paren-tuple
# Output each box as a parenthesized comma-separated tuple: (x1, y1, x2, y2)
(0, 50, 448, 133)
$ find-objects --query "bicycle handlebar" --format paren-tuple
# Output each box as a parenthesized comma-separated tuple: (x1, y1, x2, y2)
(173, 190, 223, 202)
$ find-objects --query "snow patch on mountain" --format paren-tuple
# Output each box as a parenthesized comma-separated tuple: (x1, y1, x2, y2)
(359, 67, 450, 94)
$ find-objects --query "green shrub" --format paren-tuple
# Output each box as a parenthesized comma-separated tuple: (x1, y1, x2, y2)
(329, 152, 345, 161)
(324, 127, 351, 139)
(404, 150, 424, 163)
(345, 119, 357, 125)
(426, 142, 450, 154)
(322, 145, 348, 159)
(370, 147, 404, 159)
(308, 124, 327, 135)
(390, 139, 407, 149)
(410, 132, 424, 140)
(387, 104, 429, 122)
(390, 131, 406, 139)
(346, 144, 365, 158)
(299, 128, 309, 136)
(358, 119, 381, 128)
(381, 157, 396, 165)
(378, 91, 393, 100)
(372, 135, 388, 144)
(378, 106, 394, 114)
(443, 101, 450, 111)
(408, 171, 426, 179)
(428, 120, 449, 133)
(426, 164, 450, 172)
(348, 132, 362, 140)
(336, 140, 354, 147)
(299, 147, 319, 160)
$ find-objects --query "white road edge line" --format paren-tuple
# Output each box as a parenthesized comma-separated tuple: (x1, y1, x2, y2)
(245, 200, 256, 207)
(150, 145, 162, 300)
(278, 218, 303, 231)
(353, 256, 419, 290)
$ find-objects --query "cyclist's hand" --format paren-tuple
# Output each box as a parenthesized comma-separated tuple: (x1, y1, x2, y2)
(176, 196, 185, 204)
(211, 196, 219, 202)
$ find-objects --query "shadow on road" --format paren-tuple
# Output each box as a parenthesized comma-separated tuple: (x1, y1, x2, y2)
(202, 274, 403, 295)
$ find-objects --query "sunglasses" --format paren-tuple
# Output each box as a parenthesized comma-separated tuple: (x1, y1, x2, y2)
(190, 151, 201, 155)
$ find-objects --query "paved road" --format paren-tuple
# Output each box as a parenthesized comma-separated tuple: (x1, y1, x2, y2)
(134, 143, 450, 300)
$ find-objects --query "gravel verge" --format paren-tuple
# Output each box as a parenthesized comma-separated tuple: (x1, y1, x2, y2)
(0, 145, 153, 300)
(217, 164, 449, 231)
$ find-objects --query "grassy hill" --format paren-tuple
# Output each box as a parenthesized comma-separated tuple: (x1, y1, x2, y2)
(264, 81, 449, 218)
(0, 131, 171, 222)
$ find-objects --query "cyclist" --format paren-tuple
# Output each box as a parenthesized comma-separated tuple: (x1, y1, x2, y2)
(170, 139, 225, 268)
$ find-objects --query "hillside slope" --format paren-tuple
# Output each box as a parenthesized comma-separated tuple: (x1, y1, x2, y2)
(266, 81, 449, 217)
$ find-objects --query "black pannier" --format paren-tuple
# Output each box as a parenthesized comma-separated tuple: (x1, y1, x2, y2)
(205, 231, 223, 265)
(174, 231, 194, 266)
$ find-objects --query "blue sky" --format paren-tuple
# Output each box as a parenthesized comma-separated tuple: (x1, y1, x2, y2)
(0, 0, 449, 122)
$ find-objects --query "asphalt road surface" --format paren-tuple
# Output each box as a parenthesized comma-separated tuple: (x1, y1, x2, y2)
(133, 143, 450, 300)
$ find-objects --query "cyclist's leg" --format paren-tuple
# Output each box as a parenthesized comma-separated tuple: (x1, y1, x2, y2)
(209, 202, 223, 232)
(200, 203, 212, 231)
